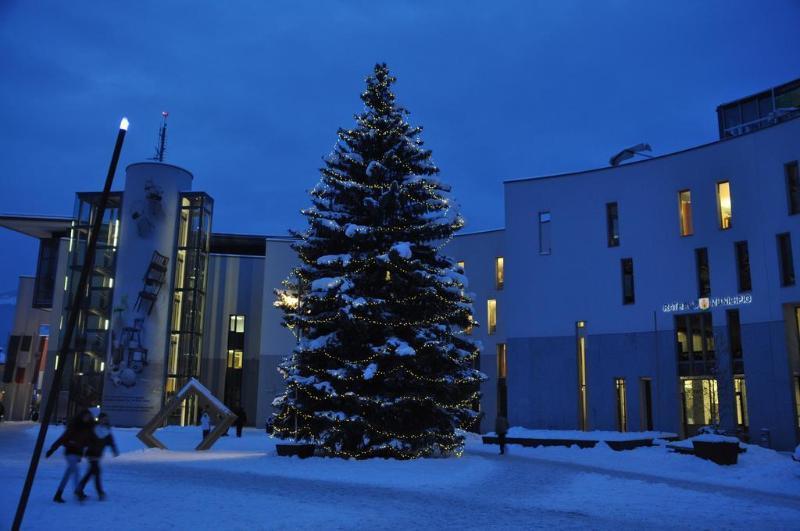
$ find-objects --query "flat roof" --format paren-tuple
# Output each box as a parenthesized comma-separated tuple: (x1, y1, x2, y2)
(504, 111, 800, 185)
(0, 214, 72, 239)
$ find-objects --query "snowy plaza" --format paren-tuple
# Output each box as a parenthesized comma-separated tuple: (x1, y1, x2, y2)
(1, 422, 799, 530)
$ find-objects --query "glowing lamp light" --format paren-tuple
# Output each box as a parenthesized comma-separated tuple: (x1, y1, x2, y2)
(120, 117, 130, 131)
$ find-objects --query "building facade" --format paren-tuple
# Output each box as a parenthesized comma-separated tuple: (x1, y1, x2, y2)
(2, 79, 800, 450)
(503, 112, 800, 450)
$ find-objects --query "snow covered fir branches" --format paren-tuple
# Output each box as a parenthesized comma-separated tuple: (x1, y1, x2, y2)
(272, 64, 485, 459)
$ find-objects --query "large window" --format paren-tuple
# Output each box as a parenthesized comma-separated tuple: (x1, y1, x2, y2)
(682, 378, 719, 435)
(487, 299, 497, 335)
(785, 161, 800, 215)
(717, 181, 733, 230)
(777, 232, 795, 286)
(621, 258, 635, 305)
(695, 247, 711, 297)
(495, 257, 504, 290)
(538, 211, 551, 255)
(678, 190, 693, 236)
(674, 312, 716, 377)
(735, 241, 752, 292)
(615, 378, 628, 432)
(606, 202, 620, 247)
(225, 314, 246, 407)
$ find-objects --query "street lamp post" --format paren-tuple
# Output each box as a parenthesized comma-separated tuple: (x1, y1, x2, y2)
(12, 117, 129, 531)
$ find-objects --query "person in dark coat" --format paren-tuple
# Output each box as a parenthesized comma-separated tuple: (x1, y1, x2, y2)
(234, 405, 247, 438)
(77, 412, 119, 500)
(495, 415, 509, 455)
(45, 409, 93, 502)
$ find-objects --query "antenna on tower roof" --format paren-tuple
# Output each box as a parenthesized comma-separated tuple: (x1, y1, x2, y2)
(151, 111, 169, 162)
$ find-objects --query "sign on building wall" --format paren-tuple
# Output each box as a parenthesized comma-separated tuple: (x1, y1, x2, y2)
(662, 294, 753, 313)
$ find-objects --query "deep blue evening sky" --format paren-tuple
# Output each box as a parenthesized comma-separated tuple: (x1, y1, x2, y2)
(1, 1, 799, 293)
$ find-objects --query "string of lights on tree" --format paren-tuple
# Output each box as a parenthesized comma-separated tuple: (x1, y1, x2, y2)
(271, 63, 485, 459)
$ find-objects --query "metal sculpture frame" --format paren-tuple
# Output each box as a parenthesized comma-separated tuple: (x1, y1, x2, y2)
(136, 377, 237, 451)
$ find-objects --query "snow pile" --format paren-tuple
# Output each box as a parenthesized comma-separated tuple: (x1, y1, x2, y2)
(487, 427, 677, 442)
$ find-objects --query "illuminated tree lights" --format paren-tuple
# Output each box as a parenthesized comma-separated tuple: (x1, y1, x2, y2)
(272, 63, 484, 459)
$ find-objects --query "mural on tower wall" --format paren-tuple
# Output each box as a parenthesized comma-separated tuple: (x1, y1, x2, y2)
(102, 164, 192, 427)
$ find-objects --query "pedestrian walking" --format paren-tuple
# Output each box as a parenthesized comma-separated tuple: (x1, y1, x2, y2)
(495, 415, 509, 455)
(234, 404, 247, 438)
(200, 406, 211, 441)
(45, 408, 93, 502)
(76, 412, 119, 501)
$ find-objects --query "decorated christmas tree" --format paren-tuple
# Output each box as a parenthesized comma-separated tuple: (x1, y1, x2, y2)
(272, 64, 484, 459)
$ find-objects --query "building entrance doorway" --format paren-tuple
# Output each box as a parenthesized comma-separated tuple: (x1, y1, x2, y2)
(681, 377, 719, 436)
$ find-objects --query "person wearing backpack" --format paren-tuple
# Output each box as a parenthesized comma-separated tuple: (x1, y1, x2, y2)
(76, 412, 119, 500)
(45, 408, 93, 502)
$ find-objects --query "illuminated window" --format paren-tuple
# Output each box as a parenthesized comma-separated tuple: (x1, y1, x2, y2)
(621, 258, 635, 304)
(576, 322, 588, 431)
(615, 378, 628, 432)
(229, 315, 245, 334)
(717, 181, 732, 229)
(496, 343, 507, 378)
(487, 299, 497, 335)
(538, 211, 551, 255)
(734, 377, 748, 428)
(678, 190, 693, 236)
(495, 257, 504, 290)
(606, 202, 620, 247)
(734, 241, 751, 292)
(227, 349, 243, 369)
(457, 261, 465, 271)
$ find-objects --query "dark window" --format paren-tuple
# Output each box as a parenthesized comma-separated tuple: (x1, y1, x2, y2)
(538, 212, 551, 255)
(225, 314, 246, 407)
(674, 312, 715, 376)
(19, 336, 32, 352)
(695, 248, 711, 297)
(735, 241, 752, 292)
(640, 379, 654, 431)
(786, 161, 800, 215)
(778, 233, 796, 286)
(33, 237, 60, 308)
(606, 202, 620, 247)
(621, 258, 635, 304)
(727, 309, 744, 375)
(2, 336, 21, 383)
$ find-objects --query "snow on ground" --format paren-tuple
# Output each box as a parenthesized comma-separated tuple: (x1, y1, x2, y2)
(488, 428, 677, 441)
(1, 422, 799, 530)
